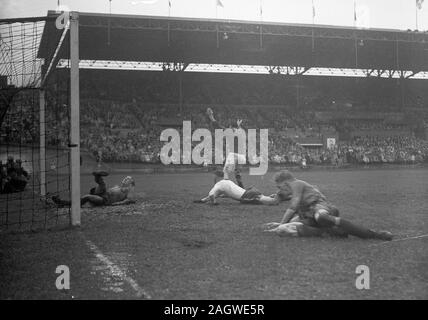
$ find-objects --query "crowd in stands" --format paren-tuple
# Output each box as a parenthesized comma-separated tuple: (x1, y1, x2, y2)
(0, 156, 29, 194)
(75, 99, 428, 166)
(0, 92, 70, 148)
(80, 99, 166, 163)
(338, 135, 428, 164)
(3, 96, 428, 166)
(77, 100, 333, 163)
(2, 72, 428, 167)
(340, 119, 410, 131)
(0, 93, 37, 145)
(270, 135, 428, 166)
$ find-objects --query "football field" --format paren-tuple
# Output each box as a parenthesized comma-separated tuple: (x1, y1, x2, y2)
(1, 167, 427, 299)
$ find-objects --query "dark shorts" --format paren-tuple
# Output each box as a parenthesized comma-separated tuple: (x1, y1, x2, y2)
(296, 200, 339, 224)
(239, 187, 263, 205)
(213, 169, 224, 178)
(96, 192, 110, 205)
(90, 178, 107, 195)
(89, 181, 109, 204)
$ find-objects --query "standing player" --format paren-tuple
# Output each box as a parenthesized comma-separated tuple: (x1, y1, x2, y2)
(222, 152, 246, 188)
(263, 170, 393, 240)
(206, 107, 246, 188)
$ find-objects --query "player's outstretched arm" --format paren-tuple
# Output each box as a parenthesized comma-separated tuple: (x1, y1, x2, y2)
(194, 194, 219, 205)
(262, 222, 305, 237)
(280, 208, 296, 224)
(262, 222, 282, 230)
(207, 107, 226, 129)
(110, 199, 136, 206)
(258, 194, 280, 205)
(279, 183, 303, 223)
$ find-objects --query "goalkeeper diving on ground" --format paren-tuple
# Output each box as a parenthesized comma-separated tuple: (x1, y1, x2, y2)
(52, 171, 136, 207)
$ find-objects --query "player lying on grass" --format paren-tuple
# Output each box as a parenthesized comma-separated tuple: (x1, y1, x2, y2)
(194, 178, 286, 205)
(263, 170, 393, 240)
(52, 171, 136, 207)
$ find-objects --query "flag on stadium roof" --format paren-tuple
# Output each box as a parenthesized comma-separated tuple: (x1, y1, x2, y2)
(312, 0, 316, 19)
(216, 0, 224, 8)
(354, 0, 357, 23)
(416, 0, 424, 10)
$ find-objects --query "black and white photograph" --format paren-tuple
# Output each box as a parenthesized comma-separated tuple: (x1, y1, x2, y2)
(0, 0, 427, 304)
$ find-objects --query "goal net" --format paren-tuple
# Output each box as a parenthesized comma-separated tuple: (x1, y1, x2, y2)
(0, 15, 78, 232)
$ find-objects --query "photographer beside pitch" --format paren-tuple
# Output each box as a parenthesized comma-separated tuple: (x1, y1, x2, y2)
(263, 170, 393, 240)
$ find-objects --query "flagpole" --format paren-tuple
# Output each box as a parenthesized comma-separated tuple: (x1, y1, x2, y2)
(107, 0, 112, 46)
(312, 0, 315, 25)
(353, 0, 358, 67)
(259, 0, 263, 48)
(216, 0, 219, 48)
(168, 0, 171, 46)
(353, 0, 356, 28)
(312, 0, 315, 53)
(416, 2, 418, 30)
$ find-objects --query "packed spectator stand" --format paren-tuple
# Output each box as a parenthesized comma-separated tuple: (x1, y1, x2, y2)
(1, 71, 428, 167)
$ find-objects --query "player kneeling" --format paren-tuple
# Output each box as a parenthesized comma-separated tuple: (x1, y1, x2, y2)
(263, 170, 393, 240)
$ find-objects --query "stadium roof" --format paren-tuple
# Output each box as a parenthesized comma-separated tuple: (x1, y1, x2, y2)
(38, 11, 428, 73)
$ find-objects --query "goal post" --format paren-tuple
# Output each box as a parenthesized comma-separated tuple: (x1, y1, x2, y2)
(39, 88, 46, 198)
(69, 12, 80, 227)
(0, 13, 80, 231)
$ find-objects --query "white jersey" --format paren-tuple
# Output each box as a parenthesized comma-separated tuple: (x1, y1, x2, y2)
(223, 153, 246, 179)
(208, 179, 246, 200)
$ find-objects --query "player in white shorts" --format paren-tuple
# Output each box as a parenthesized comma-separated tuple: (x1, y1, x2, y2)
(194, 179, 285, 205)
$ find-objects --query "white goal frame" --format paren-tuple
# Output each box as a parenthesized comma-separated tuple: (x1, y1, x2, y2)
(38, 12, 81, 226)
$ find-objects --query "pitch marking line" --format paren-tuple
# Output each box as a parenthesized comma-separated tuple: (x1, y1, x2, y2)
(370, 233, 428, 247)
(84, 238, 151, 299)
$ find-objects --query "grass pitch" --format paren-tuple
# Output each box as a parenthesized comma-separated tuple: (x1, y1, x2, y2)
(0, 167, 427, 299)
